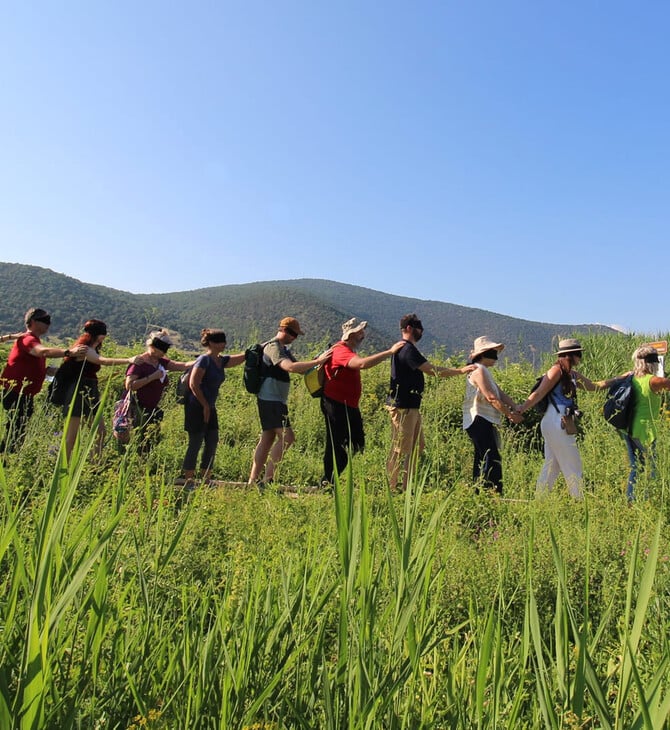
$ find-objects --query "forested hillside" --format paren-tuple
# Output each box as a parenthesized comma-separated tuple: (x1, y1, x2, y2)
(0, 262, 616, 360)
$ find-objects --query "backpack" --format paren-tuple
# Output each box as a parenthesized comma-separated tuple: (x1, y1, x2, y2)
(175, 368, 192, 405)
(603, 374, 635, 432)
(530, 374, 561, 415)
(304, 364, 325, 398)
(243, 343, 266, 394)
(47, 359, 82, 406)
(112, 392, 134, 444)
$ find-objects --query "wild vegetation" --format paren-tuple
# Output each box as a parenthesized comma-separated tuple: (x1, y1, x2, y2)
(1, 332, 670, 728)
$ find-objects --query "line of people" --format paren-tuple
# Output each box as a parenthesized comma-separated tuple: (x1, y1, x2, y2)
(2, 307, 668, 500)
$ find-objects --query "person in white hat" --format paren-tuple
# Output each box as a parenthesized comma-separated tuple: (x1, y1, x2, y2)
(321, 317, 404, 486)
(516, 338, 606, 498)
(462, 336, 522, 494)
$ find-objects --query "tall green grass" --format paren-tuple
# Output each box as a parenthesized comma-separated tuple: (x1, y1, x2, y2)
(1, 331, 670, 727)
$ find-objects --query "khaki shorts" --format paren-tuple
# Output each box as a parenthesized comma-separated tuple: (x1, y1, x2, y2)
(387, 406, 423, 455)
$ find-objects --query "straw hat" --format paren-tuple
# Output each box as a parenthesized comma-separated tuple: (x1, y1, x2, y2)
(554, 338, 582, 356)
(471, 336, 505, 359)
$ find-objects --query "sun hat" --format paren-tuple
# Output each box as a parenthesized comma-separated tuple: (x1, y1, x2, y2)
(341, 317, 368, 340)
(279, 317, 304, 336)
(471, 336, 505, 359)
(555, 338, 582, 356)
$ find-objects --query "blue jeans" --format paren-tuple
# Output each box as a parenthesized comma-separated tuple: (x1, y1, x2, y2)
(623, 434, 655, 501)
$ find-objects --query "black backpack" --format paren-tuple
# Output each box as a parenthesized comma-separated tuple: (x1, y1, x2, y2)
(176, 357, 209, 404)
(530, 375, 559, 415)
(175, 368, 192, 405)
(47, 359, 83, 406)
(603, 374, 635, 432)
(243, 343, 266, 394)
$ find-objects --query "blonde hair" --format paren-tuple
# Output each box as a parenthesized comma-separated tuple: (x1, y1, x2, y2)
(632, 345, 659, 377)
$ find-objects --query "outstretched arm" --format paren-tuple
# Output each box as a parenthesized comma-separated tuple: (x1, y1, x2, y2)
(470, 367, 522, 423)
(346, 341, 405, 371)
(278, 348, 333, 375)
(420, 362, 477, 378)
(517, 365, 561, 414)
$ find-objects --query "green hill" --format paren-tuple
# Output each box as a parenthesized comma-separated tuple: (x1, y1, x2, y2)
(0, 262, 615, 360)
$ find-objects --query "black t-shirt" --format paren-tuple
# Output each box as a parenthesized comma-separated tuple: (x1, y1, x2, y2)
(387, 341, 428, 409)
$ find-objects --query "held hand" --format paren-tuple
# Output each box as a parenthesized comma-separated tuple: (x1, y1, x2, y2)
(508, 411, 523, 424)
(462, 364, 477, 374)
(70, 344, 88, 358)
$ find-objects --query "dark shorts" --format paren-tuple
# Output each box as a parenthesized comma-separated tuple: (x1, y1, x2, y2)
(64, 378, 100, 418)
(257, 399, 290, 431)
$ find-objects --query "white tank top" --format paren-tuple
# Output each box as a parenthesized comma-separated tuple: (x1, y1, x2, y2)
(462, 363, 501, 429)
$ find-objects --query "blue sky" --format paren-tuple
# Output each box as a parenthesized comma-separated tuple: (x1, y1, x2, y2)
(1, 2, 668, 334)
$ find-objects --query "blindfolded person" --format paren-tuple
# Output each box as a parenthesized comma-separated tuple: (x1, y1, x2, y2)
(1, 308, 86, 453)
(124, 330, 195, 450)
(248, 317, 331, 487)
(182, 329, 245, 486)
(386, 313, 476, 492)
(516, 338, 605, 499)
(321, 317, 404, 487)
(61, 319, 139, 461)
(462, 337, 522, 495)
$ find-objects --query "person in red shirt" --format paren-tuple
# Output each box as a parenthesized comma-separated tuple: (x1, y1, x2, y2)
(320, 317, 404, 486)
(1, 308, 85, 453)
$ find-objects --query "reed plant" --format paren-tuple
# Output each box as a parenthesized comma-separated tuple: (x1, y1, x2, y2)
(1, 331, 669, 727)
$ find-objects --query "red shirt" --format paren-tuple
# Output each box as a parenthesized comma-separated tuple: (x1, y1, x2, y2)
(0, 333, 46, 396)
(323, 341, 362, 408)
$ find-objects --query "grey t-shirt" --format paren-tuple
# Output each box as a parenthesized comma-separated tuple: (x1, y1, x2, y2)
(258, 339, 295, 403)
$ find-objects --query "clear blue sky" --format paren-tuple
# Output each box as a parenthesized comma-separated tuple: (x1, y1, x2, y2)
(1, 2, 668, 334)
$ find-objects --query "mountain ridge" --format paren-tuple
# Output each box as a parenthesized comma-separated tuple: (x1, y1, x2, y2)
(0, 263, 616, 361)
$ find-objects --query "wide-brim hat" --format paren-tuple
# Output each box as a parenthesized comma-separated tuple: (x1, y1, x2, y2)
(471, 336, 505, 359)
(342, 317, 368, 340)
(555, 338, 582, 355)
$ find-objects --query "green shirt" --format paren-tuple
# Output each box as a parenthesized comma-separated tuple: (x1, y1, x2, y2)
(631, 374, 661, 445)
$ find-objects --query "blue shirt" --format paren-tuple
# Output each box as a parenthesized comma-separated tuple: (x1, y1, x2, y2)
(191, 353, 230, 406)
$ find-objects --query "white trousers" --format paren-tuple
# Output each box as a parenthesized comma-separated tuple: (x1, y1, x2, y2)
(537, 405, 583, 498)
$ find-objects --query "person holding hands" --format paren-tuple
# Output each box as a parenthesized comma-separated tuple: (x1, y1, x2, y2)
(462, 336, 522, 494)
